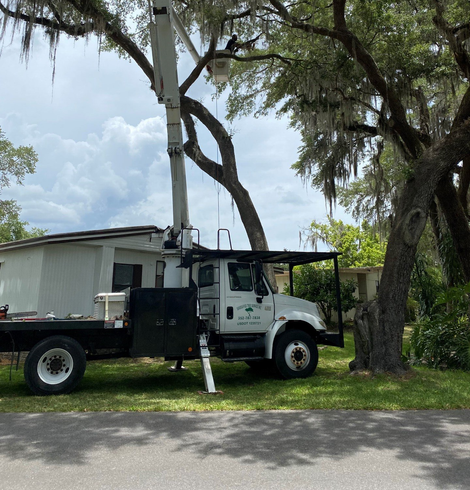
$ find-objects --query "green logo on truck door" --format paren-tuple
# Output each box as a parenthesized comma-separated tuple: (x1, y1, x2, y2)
(236, 304, 262, 326)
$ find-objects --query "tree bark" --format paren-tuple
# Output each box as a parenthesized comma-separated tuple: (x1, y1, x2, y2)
(457, 156, 470, 214)
(349, 301, 376, 372)
(435, 174, 470, 283)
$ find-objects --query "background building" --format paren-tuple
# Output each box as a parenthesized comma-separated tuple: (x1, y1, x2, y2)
(275, 266, 383, 322)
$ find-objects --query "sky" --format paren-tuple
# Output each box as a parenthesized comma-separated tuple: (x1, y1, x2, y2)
(0, 24, 350, 251)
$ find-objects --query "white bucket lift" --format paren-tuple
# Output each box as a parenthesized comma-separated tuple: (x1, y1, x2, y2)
(208, 50, 231, 82)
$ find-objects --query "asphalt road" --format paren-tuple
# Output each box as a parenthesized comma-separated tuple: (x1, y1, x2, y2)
(1, 410, 470, 489)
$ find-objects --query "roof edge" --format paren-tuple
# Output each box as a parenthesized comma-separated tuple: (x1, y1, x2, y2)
(0, 225, 165, 252)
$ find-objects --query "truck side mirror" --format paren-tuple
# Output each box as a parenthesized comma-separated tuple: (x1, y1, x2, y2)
(254, 262, 266, 297)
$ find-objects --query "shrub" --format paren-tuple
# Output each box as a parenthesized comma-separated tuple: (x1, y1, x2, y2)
(410, 283, 470, 370)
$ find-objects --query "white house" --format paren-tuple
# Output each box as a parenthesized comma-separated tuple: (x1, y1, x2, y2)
(0, 226, 166, 318)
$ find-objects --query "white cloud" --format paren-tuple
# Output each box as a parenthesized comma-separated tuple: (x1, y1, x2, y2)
(101, 116, 166, 156)
(1, 114, 169, 231)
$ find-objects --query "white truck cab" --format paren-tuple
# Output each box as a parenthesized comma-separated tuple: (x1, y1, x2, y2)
(188, 248, 344, 380)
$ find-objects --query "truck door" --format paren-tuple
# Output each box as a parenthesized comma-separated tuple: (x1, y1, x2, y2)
(222, 262, 274, 334)
(198, 261, 220, 331)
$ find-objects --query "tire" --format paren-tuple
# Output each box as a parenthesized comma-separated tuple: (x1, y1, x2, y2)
(274, 330, 318, 379)
(24, 336, 86, 396)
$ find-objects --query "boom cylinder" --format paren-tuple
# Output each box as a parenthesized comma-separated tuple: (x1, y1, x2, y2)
(150, 0, 190, 235)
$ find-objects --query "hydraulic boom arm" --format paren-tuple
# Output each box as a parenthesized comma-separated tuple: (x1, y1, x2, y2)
(149, 0, 191, 237)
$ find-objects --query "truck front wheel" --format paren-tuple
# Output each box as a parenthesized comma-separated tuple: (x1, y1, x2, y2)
(24, 336, 86, 396)
(274, 330, 318, 379)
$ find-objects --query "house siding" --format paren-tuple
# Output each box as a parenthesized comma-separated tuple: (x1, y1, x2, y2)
(0, 247, 44, 314)
(114, 249, 161, 289)
(80, 233, 163, 253)
(37, 244, 98, 317)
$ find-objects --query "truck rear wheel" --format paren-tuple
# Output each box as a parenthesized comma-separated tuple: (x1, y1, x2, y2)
(24, 336, 86, 396)
(274, 330, 318, 379)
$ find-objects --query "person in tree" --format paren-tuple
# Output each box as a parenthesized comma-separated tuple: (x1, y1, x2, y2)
(225, 34, 240, 53)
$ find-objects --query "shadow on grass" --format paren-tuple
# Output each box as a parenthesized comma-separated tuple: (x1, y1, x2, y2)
(0, 409, 470, 488)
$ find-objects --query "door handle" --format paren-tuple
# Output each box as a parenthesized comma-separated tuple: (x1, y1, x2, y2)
(227, 306, 233, 319)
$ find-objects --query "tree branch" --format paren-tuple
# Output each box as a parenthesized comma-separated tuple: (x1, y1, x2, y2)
(452, 84, 470, 130)
(0, 1, 93, 37)
(181, 112, 224, 182)
(222, 8, 252, 23)
(180, 36, 216, 96)
(268, 0, 424, 159)
(228, 52, 293, 65)
(345, 122, 378, 136)
(433, 0, 470, 79)
(181, 95, 239, 182)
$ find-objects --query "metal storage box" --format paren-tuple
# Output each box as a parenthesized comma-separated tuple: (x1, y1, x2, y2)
(93, 292, 126, 320)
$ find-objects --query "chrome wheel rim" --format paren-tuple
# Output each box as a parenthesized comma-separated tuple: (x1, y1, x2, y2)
(284, 340, 310, 371)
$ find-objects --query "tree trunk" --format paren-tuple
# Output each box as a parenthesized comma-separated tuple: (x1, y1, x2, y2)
(435, 175, 470, 283)
(350, 122, 470, 373)
(457, 156, 470, 214)
(180, 96, 269, 251)
(349, 301, 376, 372)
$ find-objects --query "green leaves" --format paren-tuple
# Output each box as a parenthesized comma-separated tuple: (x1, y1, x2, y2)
(411, 282, 470, 370)
(0, 128, 46, 243)
(306, 217, 387, 268)
(0, 200, 47, 242)
(0, 127, 37, 190)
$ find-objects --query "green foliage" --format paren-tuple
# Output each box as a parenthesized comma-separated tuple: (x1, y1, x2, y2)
(336, 143, 403, 233)
(307, 217, 387, 268)
(437, 230, 465, 287)
(0, 200, 47, 243)
(221, 0, 469, 230)
(283, 263, 357, 325)
(0, 127, 37, 189)
(0, 128, 47, 242)
(409, 252, 445, 318)
(411, 283, 470, 370)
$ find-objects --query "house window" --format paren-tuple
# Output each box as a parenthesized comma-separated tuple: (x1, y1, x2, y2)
(155, 260, 165, 287)
(112, 263, 142, 292)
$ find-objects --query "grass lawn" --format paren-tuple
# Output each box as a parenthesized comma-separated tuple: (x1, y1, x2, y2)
(1, 332, 470, 412)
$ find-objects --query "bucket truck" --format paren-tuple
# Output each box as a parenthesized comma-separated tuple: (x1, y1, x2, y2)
(0, 1, 344, 396)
